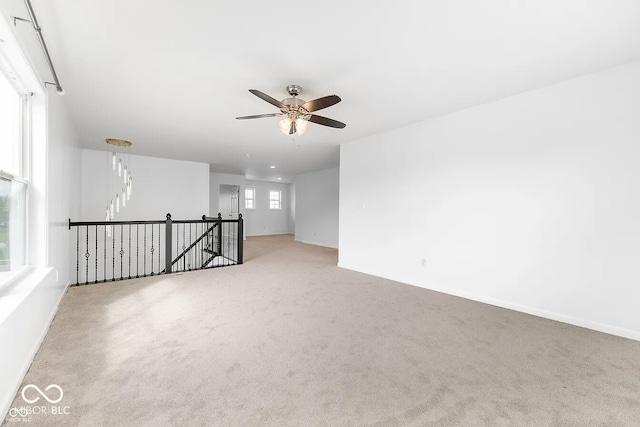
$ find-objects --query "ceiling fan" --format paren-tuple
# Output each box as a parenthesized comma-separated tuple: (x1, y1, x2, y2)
(236, 85, 346, 136)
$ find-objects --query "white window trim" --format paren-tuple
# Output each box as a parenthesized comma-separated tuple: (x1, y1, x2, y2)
(0, 69, 30, 283)
(0, 15, 45, 291)
(269, 190, 281, 210)
(245, 188, 255, 210)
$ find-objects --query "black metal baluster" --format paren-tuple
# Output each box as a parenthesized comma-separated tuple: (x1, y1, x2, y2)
(128, 224, 132, 279)
(158, 223, 161, 273)
(104, 226, 107, 282)
(136, 224, 140, 278)
(182, 224, 186, 272)
(144, 224, 147, 277)
(112, 224, 115, 281)
(120, 225, 124, 280)
(206, 222, 209, 268)
(76, 227, 79, 285)
(150, 223, 155, 276)
(202, 222, 206, 268)
(194, 222, 198, 269)
(188, 223, 192, 270)
(175, 223, 179, 271)
(95, 225, 98, 283)
(85, 226, 90, 284)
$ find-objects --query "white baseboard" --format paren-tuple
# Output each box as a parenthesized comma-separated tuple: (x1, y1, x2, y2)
(295, 239, 338, 249)
(336, 263, 640, 342)
(246, 232, 294, 237)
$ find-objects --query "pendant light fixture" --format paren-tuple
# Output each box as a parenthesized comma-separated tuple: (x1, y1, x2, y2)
(105, 138, 134, 224)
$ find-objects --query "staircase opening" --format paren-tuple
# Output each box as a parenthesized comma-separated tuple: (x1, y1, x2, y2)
(68, 213, 243, 285)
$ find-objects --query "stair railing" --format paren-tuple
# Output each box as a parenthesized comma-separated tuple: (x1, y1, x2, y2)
(68, 213, 243, 286)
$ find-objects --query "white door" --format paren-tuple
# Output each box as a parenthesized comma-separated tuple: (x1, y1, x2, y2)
(218, 184, 239, 219)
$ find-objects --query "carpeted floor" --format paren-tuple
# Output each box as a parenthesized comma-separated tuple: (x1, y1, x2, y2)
(4, 234, 640, 426)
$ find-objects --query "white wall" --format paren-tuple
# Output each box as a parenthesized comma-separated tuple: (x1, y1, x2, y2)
(340, 61, 640, 340)
(81, 149, 209, 221)
(209, 173, 293, 237)
(294, 168, 339, 248)
(48, 96, 82, 285)
(244, 180, 293, 236)
(0, 7, 82, 418)
(289, 183, 296, 233)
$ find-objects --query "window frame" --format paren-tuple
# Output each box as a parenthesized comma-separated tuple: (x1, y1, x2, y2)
(244, 188, 255, 210)
(0, 50, 31, 283)
(269, 190, 281, 210)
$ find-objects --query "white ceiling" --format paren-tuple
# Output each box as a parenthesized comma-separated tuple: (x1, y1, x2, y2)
(12, 0, 640, 181)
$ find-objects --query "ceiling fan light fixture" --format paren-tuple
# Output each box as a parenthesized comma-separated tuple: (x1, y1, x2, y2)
(295, 117, 309, 136)
(279, 117, 292, 135)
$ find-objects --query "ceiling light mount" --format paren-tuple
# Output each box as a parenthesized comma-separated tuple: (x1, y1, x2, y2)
(286, 84, 302, 97)
(106, 138, 132, 147)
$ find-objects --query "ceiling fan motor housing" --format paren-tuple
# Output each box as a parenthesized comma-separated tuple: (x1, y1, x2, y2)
(286, 84, 302, 97)
(282, 97, 306, 107)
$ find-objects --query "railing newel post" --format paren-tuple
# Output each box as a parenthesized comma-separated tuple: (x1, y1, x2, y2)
(165, 213, 172, 274)
(217, 213, 222, 255)
(238, 213, 243, 265)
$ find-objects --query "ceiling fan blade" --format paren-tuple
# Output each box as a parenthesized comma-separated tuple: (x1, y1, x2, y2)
(301, 95, 341, 112)
(235, 113, 280, 120)
(308, 114, 346, 129)
(249, 89, 285, 109)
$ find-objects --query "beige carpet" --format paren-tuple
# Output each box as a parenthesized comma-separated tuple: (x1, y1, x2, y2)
(4, 234, 640, 426)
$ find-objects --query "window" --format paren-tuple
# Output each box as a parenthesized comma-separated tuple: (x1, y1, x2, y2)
(0, 61, 29, 274)
(269, 190, 281, 210)
(245, 188, 255, 209)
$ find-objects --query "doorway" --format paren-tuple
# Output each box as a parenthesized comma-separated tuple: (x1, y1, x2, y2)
(219, 184, 240, 219)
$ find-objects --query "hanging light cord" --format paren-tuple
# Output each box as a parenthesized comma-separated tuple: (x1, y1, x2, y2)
(13, 0, 64, 94)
